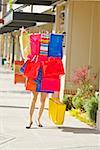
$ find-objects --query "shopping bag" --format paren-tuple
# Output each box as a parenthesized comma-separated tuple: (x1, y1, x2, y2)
(35, 69, 54, 93)
(20, 61, 27, 73)
(42, 57, 65, 78)
(41, 78, 60, 91)
(14, 74, 26, 84)
(14, 61, 26, 84)
(19, 32, 31, 59)
(14, 60, 24, 65)
(30, 34, 41, 57)
(15, 65, 22, 74)
(25, 78, 36, 91)
(40, 34, 50, 56)
(48, 98, 66, 125)
(38, 55, 48, 62)
(24, 55, 40, 80)
(48, 34, 64, 59)
(36, 81, 54, 93)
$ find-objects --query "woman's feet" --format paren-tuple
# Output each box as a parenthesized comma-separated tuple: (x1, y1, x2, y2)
(38, 124, 43, 127)
(37, 119, 43, 127)
(26, 120, 43, 128)
(26, 121, 33, 129)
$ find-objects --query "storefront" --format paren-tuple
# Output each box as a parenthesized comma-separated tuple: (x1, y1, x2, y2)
(54, 0, 100, 130)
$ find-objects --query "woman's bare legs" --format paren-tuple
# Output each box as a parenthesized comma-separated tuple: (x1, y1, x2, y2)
(38, 92, 47, 127)
(26, 91, 38, 128)
(52, 91, 59, 99)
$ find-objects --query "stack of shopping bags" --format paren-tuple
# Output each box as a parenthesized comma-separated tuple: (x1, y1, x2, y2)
(19, 32, 66, 125)
(19, 32, 64, 92)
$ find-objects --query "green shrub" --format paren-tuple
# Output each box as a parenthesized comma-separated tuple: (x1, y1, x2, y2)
(83, 96, 98, 122)
(69, 109, 96, 127)
(72, 96, 84, 110)
(63, 95, 73, 110)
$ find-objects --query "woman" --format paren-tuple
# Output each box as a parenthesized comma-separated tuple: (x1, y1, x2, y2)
(26, 92, 47, 128)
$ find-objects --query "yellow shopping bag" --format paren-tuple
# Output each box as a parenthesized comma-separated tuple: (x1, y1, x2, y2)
(19, 32, 31, 59)
(48, 98, 66, 125)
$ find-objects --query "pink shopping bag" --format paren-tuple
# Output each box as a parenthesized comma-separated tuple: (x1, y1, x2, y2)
(30, 34, 41, 57)
(41, 78, 60, 91)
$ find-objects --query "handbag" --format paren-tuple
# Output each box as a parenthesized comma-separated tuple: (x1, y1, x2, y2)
(24, 55, 40, 80)
(48, 98, 66, 125)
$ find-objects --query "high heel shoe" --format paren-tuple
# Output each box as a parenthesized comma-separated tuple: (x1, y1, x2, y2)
(38, 121, 43, 127)
(26, 122, 33, 129)
(38, 124, 43, 127)
(36, 120, 43, 127)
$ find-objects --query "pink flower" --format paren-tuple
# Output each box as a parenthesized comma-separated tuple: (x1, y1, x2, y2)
(71, 67, 89, 85)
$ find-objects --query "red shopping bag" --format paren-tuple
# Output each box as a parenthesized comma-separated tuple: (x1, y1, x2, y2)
(38, 55, 48, 62)
(24, 55, 40, 80)
(25, 79, 36, 91)
(41, 78, 60, 91)
(42, 57, 64, 78)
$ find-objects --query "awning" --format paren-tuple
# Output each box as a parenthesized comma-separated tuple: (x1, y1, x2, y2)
(0, 26, 20, 34)
(13, 0, 58, 5)
(0, 10, 55, 34)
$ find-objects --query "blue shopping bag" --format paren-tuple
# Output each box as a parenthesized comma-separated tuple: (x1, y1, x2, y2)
(48, 34, 64, 59)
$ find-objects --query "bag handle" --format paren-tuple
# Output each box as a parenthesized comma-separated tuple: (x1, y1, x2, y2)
(31, 55, 39, 62)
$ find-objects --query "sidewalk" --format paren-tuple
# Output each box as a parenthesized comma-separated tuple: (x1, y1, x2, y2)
(0, 66, 100, 150)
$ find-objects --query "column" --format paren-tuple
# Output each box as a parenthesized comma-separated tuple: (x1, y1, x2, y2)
(96, 72, 100, 131)
(14, 32, 21, 60)
(0, 35, 2, 65)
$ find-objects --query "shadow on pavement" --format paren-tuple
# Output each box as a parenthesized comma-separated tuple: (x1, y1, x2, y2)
(29, 126, 100, 134)
(59, 126, 100, 134)
(0, 90, 29, 94)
